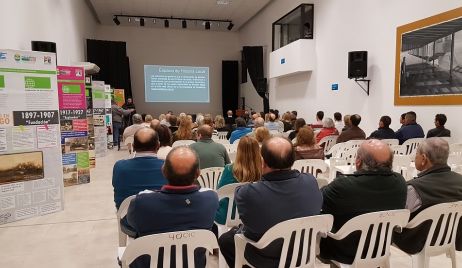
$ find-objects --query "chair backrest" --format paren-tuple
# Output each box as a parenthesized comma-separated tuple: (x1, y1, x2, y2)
(235, 215, 334, 268)
(401, 138, 424, 155)
(216, 183, 244, 228)
(172, 140, 195, 147)
(120, 230, 218, 268)
(198, 167, 224, 190)
(327, 142, 348, 159)
(450, 143, 462, 156)
(217, 131, 228, 140)
(117, 195, 136, 247)
(223, 144, 237, 154)
(390, 144, 405, 155)
(317, 135, 338, 154)
(406, 201, 462, 255)
(292, 159, 328, 178)
(342, 146, 360, 165)
(328, 209, 410, 268)
(392, 154, 413, 181)
(381, 139, 399, 147)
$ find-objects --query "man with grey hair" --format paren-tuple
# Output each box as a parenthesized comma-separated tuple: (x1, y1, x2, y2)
(319, 139, 407, 264)
(395, 111, 424, 144)
(123, 114, 146, 141)
(393, 137, 462, 253)
(246, 117, 265, 138)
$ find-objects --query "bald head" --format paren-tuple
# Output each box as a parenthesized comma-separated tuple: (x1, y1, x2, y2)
(163, 146, 200, 186)
(261, 137, 295, 170)
(133, 127, 159, 152)
(254, 117, 265, 128)
(356, 139, 393, 171)
(150, 119, 160, 130)
(197, 125, 213, 139)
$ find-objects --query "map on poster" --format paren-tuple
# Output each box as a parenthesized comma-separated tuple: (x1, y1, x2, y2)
(57, 66, 90, 186)
(0, 49, 64, 225)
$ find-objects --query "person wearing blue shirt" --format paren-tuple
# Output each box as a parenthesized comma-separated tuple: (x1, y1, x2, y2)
(229, 117, 252, 144)
(395, 111, 424, 144)
(112, 127, 167, 209)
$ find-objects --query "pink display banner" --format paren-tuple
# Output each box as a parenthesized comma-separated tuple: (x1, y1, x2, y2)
(58, 66, 86, 110)
(57, 66, 85, 81)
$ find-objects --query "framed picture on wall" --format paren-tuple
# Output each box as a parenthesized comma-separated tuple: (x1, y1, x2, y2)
(394, 7, 462, 105)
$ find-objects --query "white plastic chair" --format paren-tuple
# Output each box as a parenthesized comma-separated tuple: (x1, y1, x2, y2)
(342, 146, 360, 166)
(118, 230, 218, 268)
(234, 215, 334, 268)
(223, 144, 237, 154)
(450, 143, 462, 156)
(217, 131, 228, 140)
(124, 136, 134, 154)
(292, 159, 328, 178)
(116, 195, 136, 247)
(317, 135, 338, 154)
(401, 138, 424, 156)
(172, 140, 195, 147)
(403, 201, 462, 268)
(213, 139, 230, 145)
(326, 209, 410, 268)
(327, 142, 348, 159)
(392, 154, 413, 181)
(198, 167, 224, 190)
(381, 139, 399, 147)
(228, 152, 236, 163)
(391, 145, 406, 155)
(215, 183, 245, 268)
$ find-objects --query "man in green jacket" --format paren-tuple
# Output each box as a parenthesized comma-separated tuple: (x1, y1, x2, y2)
(190, 125, 230, 169)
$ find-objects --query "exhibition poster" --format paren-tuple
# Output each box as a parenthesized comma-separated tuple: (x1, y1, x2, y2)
(0, 49, 64, 224)
(92, 80, 107, 157)
(113, 88, 125, 107)
(57, 66, 90, 186)
(104, 84, 113, 148)
(85, 76, 95, 168)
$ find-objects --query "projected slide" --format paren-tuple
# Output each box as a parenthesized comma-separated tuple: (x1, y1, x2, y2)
(144, 65, 210, 103)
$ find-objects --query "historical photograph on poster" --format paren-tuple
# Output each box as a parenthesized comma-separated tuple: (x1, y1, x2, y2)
(0, 151, 44, 185)
(63, 164, 78, 186)
(64, 137, 88, 153)
(395, 8, 462, 105)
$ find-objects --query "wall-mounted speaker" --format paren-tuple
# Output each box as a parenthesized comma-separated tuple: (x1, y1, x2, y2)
(348, 51, 367, 79)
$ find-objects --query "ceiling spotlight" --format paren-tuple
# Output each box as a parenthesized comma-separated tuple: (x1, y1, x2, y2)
(153, 19, 156, 24)
(182, 20, 187, 29)
(140, 18, 145, 26)
(113, 16, 120, 25)
(164, 19, 169, 28)
(128, 17, 131, 23)
(227, 22, 234, 31)
(205, 21, 211, 30)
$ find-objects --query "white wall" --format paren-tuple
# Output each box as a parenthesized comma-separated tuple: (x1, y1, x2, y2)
(240, 0, 462, 142)
(0, 0, 96, 66)
(95, 25, 241, 117)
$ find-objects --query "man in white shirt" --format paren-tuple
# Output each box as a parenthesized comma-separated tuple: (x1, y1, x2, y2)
(334, 112, 344, 133)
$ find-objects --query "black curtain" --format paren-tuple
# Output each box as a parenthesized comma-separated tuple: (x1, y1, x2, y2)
(86, 39, 132, 99)
(242, 46, 269, 113)
(222, 61, 239, 117)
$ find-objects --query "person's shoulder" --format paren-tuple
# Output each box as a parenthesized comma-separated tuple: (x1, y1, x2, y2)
(198, 187, 219, 199)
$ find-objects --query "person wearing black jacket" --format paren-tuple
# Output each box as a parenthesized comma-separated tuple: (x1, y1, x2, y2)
(368, 115, 396, 140)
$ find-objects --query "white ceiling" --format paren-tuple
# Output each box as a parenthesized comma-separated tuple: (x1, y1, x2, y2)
(88, 0, 272, 31)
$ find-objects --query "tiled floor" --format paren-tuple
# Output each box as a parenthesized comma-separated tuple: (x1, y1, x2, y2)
(0, 148, 460, 267)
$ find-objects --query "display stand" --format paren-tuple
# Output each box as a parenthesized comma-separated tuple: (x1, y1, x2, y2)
(104, 84, 113, 149)
(57, 66, 90, 186)
(0, 49, 64, 224)
(85, 76, 96, 168)
(92, 81, 107, 157)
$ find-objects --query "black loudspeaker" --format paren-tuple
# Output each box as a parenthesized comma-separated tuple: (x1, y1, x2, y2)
(257, 78, 267, 93)
(31, 41, 57, 53)
(348, 51, 367, 79)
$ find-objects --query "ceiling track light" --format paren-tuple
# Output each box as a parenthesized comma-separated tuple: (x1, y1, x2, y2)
(128, 17, 131, 23)
(182, 20, 187, 29)
(164, 19, 169, 28)
(205, 21, 211, 30)
(227, 22, 234, 31)
(140, 17, 145, 26)
(113, 16, 120, 25)
(153, 19, 156, 24)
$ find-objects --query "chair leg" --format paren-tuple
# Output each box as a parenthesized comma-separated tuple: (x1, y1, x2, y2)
(413, 253, 429, 268)
(219, 251, 229, 268)
(449, 249, 458, 268)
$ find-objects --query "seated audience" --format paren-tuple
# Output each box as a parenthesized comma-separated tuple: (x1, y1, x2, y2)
(190, 125, 230, 169)
(229, 117, 252, 144)
(122, 114, 145, 141)
(274, 110, 284, 132)
(295, 126, 324, 160)
(172, 115, 196, 142)
(112, 128, 167, 209)
(399, 113, 406, 129)
(264, 113, 281, 133)
(334, 112, 344, 133)
(123, 146, 218, 268)
(336, 114, 366, 143)
(154, 124, 172, 160)
(281, 112, 293, 132)
(149, 118, 160, 130)
(368, 115, 396, 139)
(288, 118, 306, 140)
(214, 115, 228, 132)
(393, 138, 462, 253)
(395, 111, 424, 144)
(254, 126, 271, 145)
(225, 110, 235, 127)
(246, 117, 265, 138)
(342, 114, 351, 131)
(316, 118, 339, 143)
(215, 136, 262, 225)
(219, 137, 323, 267)
(426, 113, 451, 138)
(320, 139, 407, 264)
(168, 114, 178, 134)
(315, 110, 324, 125)
(142, 114, 153, 127)
(159, 113, 170, 127)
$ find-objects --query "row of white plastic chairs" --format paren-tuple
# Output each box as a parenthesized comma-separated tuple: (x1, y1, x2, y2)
(117, 188, 462, 268)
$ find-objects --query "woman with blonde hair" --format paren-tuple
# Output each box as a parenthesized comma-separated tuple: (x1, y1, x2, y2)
(172, 116, 195, 142)
(215, 136, 262, 224)
(214, 115, 228, 132)
(295, 126, 324, 160)
(254, 127, 271, 145)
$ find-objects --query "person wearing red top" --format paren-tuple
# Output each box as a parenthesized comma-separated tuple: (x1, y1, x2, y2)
(316, 118, 339, 143)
